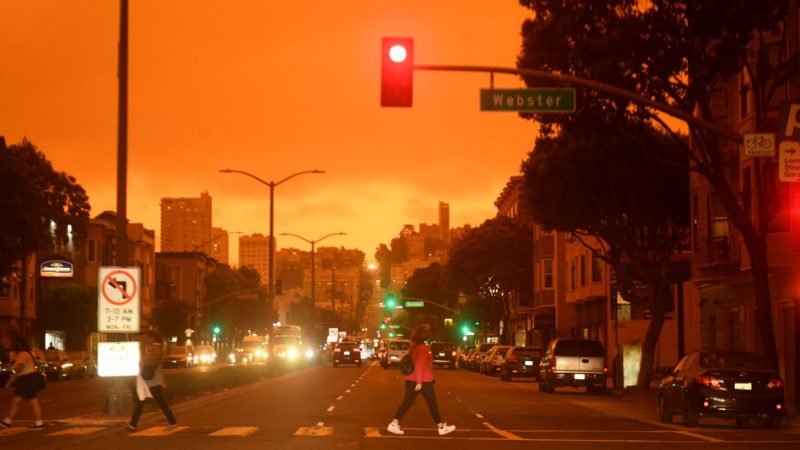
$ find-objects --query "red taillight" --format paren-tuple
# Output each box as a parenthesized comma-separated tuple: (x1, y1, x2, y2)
(451, 351, 457, 357)
(549, 365, 556, 372)
(603, 367, 608, 373)
(696, 376, 724, 389)
(507, 356, 517, 362)
(334, 348, 341, 353)
(766, 377, 784, 390)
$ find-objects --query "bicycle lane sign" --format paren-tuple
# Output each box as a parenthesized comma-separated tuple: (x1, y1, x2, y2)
(98, 267, 140, 332)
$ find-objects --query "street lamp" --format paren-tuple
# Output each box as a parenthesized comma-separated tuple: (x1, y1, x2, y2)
(280, 232, 346, 304)
(219, 168, 324, 314)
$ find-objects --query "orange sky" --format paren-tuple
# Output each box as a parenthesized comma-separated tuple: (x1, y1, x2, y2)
(1, 1, 538, 265)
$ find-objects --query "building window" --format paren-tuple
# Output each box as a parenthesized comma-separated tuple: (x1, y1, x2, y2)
(543, 260, 553, 289)
(571, 260, 576, 290)
(580, 255, 586, 286)
(591, 254, 602, 282)
(740, 68, 750, 119)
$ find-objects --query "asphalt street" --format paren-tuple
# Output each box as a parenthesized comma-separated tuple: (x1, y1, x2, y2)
(2, 361, 799, 449)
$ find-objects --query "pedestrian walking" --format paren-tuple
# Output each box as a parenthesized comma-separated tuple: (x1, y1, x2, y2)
(127, 330, 177, 431)
(0, 335, 45, 430)
(387, 324, 455, 436)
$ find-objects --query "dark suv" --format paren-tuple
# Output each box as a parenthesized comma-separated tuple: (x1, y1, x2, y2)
(430, 343, 456, 370)
(539, 338, 607, 393)
(500, 346, 542, 381)
(333, 341, 361, 367)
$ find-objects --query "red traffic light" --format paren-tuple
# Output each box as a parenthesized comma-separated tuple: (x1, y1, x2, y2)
(381, 37, 414, 107)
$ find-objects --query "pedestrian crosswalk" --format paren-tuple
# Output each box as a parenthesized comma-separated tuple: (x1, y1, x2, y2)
(0, 425, 270, 437)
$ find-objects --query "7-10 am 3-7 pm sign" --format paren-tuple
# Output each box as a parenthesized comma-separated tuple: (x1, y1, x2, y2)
(98, 266, 140, 332)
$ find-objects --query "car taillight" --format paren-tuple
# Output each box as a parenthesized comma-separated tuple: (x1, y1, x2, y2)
(603, 367, 608, 373)
(696, 375, 724, 389)
(507, 356, 517, 362)
(334, 348, 341, 353)
(451, 351, 457, 357)
(549, 365, 556, 372)
(766, 377, 784, 390)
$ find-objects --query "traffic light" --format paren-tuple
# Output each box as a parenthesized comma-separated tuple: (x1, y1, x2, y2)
(213, 325, 221, 335)
(385, 293, 396, 310)
(381, 37, 414, 107)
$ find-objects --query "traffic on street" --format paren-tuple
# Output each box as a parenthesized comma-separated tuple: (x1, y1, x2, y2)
(2, 359, 799, 449)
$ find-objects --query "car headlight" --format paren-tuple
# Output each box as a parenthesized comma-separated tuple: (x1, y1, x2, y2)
(287, 348, 298, 359)
(305, 349, 314, 359)
(229, 353, 235, 362)
(255, 350, 262, 357)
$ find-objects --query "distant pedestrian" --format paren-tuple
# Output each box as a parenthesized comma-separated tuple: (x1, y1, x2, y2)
(128, 330, 177, 431)
(387, 324, 455, 436)
(0, 335, 45, 430)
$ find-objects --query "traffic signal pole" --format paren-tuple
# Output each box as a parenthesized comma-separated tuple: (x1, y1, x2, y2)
(412, 64, 741, 143)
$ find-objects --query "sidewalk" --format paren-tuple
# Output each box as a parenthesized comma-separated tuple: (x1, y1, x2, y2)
(608, 377, 800, 429)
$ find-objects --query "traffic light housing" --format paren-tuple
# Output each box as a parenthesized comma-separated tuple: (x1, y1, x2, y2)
(381, 37, 414, 107)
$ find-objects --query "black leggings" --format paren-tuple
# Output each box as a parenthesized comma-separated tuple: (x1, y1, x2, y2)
(130, 385, 176, 426)
(393, 380, 441, 424)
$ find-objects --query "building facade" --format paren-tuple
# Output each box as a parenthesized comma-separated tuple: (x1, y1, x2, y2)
(160, 191, 213, 254)
(239, 233, 274, 286)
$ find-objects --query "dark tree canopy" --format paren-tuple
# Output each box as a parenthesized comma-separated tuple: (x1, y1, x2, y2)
(0, 138, 91, 275)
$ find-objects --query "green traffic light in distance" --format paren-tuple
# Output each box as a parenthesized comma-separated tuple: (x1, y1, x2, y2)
(462, 326, 469, 334)
(386, 295, 395, 308)
(213, 326, 221, 334)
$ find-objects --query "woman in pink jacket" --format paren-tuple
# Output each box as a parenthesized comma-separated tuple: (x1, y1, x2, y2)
(387, 324, 456, 436)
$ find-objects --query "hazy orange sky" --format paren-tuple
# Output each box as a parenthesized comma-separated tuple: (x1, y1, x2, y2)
(1, 1, 538, 265)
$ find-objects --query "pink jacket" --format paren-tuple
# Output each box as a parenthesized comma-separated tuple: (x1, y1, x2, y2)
(404, 343, 434, 383)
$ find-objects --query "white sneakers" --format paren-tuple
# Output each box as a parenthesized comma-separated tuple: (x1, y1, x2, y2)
(438, 423, 456, 436)
(386, 421, 456, 436)
(386, 421, 404, 435)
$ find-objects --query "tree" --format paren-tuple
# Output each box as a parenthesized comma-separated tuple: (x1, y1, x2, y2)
(0, 138, 91, 334)
(152, 300, 194, 340)
(40, 284, 97, 350)
(521, 111, 690, 388)
(204, 265, 266, 340)
(517, 0, 792, 368)
(447, 216, 533, 344)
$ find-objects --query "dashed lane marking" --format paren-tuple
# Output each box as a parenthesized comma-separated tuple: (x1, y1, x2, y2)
(47, 427, 105, 436)
(327, 406, 335, 412)
(364, 427, 382, 437)
(208, 427, 258, 436)
(337, 395, 344, 400)
(130, 426, 188, 436)
(483, 422, 522, 440)
(474, 413, 484, 419)
(675, 430, 724, 442)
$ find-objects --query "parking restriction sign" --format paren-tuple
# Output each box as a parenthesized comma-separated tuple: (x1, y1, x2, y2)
(98, 267, 140, 332)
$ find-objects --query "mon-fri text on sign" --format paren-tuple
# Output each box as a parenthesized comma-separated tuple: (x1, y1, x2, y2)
(98, 267, 140, 332)
(480, 88, 575, 112)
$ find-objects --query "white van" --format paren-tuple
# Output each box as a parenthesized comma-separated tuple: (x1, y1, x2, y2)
(381, 339, 412, 369)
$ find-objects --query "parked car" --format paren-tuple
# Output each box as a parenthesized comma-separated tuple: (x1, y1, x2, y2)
(381, 339, 411, 369)
(162, 345, 194, 368)
(333, 341, 362, 367)
(430, 342, 457, 370)
(194, 345, 217, 365)
(66, 351, 97, 378)
(43, 349, 73, 381)
(500, 346, 542, 381)
(469, 343, 495, 371)
(657, 350, 785, 428)
(481, 345, 512, 376)
(458, 345, 475, 369)
(538, 338, 607, 393)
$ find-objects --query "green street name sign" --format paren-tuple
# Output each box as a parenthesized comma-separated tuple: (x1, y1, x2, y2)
(389, 325, 400, 329)
(480, 88, 575, 112)
(405, 301, 424, 308)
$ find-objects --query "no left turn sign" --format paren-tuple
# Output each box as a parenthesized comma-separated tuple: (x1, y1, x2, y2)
(102, 270, 137, 305)
(98, 267, 141, 332)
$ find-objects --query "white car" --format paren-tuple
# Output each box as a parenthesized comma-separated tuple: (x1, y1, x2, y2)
(381, 339, 411, 369)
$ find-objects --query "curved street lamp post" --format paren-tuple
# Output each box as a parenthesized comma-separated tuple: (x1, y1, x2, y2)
(280, 232, 346, 304)
(219, 168, 324, 322)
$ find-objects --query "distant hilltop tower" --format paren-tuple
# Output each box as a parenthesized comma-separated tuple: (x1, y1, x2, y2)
(439, 201, 450, 246)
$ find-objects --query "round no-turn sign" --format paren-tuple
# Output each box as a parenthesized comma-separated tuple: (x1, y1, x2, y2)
(98, 267, 141, 332)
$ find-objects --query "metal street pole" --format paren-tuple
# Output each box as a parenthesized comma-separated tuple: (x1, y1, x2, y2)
(219, 169, 324, 329)
(280, 232, 346, 304)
